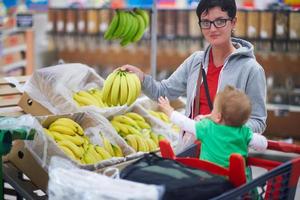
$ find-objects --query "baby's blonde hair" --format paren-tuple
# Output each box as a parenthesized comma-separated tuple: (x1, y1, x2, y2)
(215, 85, 251, 127)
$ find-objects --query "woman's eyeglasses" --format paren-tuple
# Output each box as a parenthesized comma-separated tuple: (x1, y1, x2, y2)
(199, 18, 232, 29)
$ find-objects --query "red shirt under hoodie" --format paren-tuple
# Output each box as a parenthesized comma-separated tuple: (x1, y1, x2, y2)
(194, 50, 223, 117)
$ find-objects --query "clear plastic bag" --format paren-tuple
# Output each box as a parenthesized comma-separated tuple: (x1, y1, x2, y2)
(23, 63, 127, 118)
(48, 156, 164, 200)
(25, 112, 134, 171)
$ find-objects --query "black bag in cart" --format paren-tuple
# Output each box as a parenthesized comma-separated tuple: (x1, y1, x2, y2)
(120, 153, 233, 200)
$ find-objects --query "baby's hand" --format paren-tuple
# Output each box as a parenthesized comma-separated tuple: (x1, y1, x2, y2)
(158, 96, 174, 117)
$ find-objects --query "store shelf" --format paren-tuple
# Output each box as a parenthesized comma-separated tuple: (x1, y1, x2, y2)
(2, 44, 27, 56)
(267, 103, 300, 112)
(1, 60, 26, 73)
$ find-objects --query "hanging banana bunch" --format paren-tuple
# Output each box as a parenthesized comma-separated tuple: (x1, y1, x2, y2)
(104, 9, 150, 46)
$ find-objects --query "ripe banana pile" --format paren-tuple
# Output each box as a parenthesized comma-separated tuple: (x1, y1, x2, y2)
(110, 112, 168, 152)
(102, 70, 141, 106)
(104, 9, 149, 46)
(73, 88, 108, 108)
(148, 110, 181, 133)
(43, 117, 123, 165)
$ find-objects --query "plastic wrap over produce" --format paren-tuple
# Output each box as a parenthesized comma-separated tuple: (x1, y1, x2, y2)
(48, 157, 164, 200)
(25, 112, 134, 171)
(22, 63, 127, 118)
(134, 97, 182, 144)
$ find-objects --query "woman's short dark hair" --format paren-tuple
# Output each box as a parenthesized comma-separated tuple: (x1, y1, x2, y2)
(196, 0, 237, 20)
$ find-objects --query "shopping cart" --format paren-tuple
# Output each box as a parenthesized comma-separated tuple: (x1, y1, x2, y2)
(159, 140, 300, 200)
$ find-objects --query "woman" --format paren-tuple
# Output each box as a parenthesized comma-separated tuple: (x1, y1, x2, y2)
(121, 0, 267, 152)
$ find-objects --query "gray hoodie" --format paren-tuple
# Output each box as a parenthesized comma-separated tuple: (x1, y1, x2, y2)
(142, 38, 267, 133)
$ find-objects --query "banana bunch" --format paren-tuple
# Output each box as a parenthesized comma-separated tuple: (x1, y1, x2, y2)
(110, 112, 169, 152)
(43, 117, 124, 165)
(102, 70, 141, 106)
(148, 110, 181, 133)
(104, 9, 149, 46)
(73, 88, 108, 108)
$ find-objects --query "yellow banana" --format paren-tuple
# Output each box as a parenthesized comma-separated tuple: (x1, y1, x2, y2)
(87, 144, 103, 162)
(102, 70, 118, 103)
(51, 118, 84, 136)
(50, 131, 84, 146)
(73, 93, 98, 107)
(58, 140, 84, 158)
(134, 135, 149, 152)
(125, 125, 142, 136)
(158, 112, 171, 123)
(119, 72, 129, 105)
(113, 115, 138, 127)
(78, 91, 100, 106)
(125, 112, 145, 122)
(136, 120, 151, 129)
(110, 120, 120, 132)
(95, 146, 112, 160)
(125, 134, 138, 151)
(145, 138, 157, 152)
(110, 72, 121, 106)
(60, 145, 78, 161)
(111, 144, 124, 157)
(129, 72, 141, 99)
(110, 120, 129, 135)
(125, 72, 137, 105)
(43, 128, 54, 139)
(141, 129, 151, 139)
(89, 89, 106, 107)
(49, 125, 76, 136)
(83, 151, 97, 164)
(148, 110, 162, 119)
(100, 133, 115, 156)
(150, 132, 159, 146)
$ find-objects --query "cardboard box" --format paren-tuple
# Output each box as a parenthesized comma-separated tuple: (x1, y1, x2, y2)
(7, 140, 49, 192)
(18, 92, 53, 116)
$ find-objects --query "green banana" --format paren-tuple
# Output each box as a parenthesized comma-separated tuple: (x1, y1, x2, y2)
(132, 13, 146, 42)
(120, 13, 139, 46)
(112, 10, 126, 39)
(104, 10, 119, 40)
(135, 9, 149, 28)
